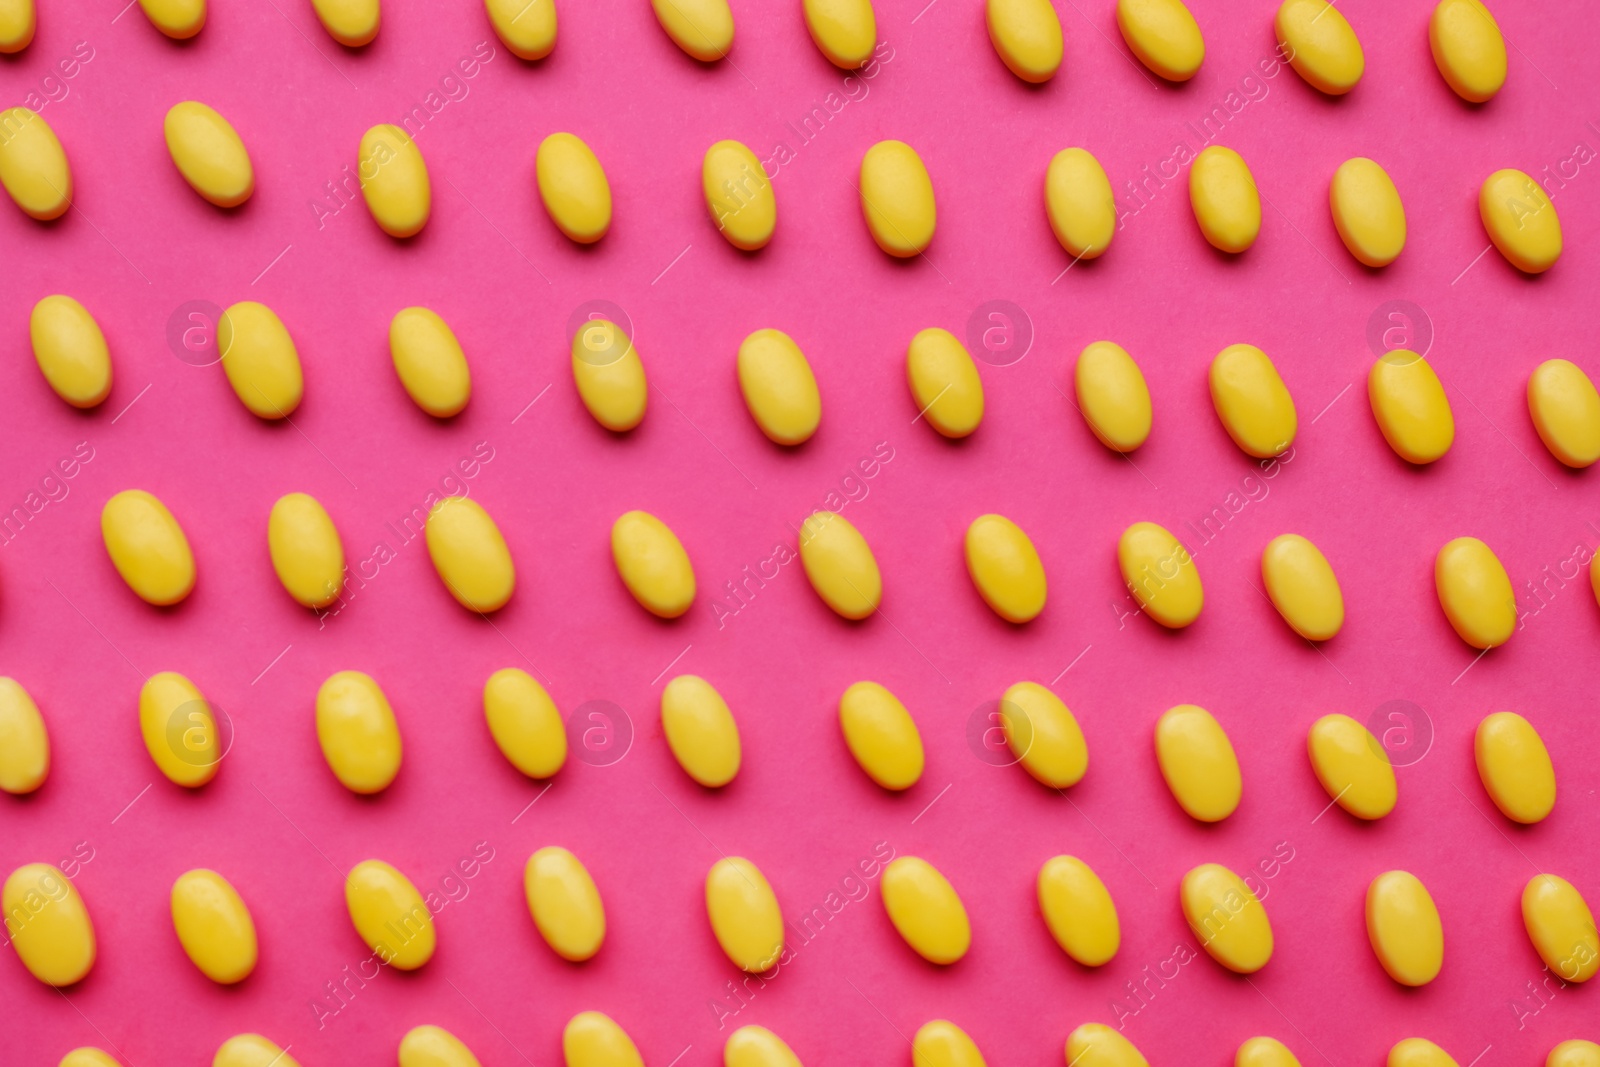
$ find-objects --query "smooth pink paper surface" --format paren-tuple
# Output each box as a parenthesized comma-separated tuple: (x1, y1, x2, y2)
(4, 0, 1598, 1064)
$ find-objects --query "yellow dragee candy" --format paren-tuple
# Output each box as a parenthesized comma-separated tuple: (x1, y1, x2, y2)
(1366, 870, 1442, 986)
(1190, 146, 1260, 253)
(798, 511, 881, 619)
(1547, 1043, 1600, 1067)
(803, 0, 876, 68)
(29, 295, 111, 408)
(217, 301, 304, 419)
(313, 0, 379, 46)
(1434, 536, 1515, 649)
(838, 680, 922, 789)
(571, 317, 647, 431)
(164, 102, 253, 208)
(1237, 1037, 1302, 1067)
(1306, 713, 1395, 819)
(316, 670, 402, 793)
(1074, 341, 1150, 451)
(139, 671, 219, 787)
(1429, 0, 1506, 102)
(170, 868, 257, 984)
(425, 496, 516, 612)
(345, 859, 434, 969)
(1480, 168, 1561, 274)
(1118, 521, 1203, 628)
(1155, 705, 1241, 822)
(881, 856, 970, 964)
(1066, 1023, 1149, 1067)
(999, 681, 1086, 788)
(390, 307, 471, 417)
(1116, 0, 1203, 81)
(1261, 533, 1344, 641)
(214, 1035, 302, 1067)
(859, 140, 936, 257)
(1045, 148, 1116, 261)
(706, 856, 784, 972)
(1528, 359, 1600, 467)
(102, 489, 196, 605)
(737, 328, 819, 444)
(1330, 157, 1405, 267)
(0, 678, 48, 794)
(0, 107, 71, 220)
(359, 124, 429, 238)
(524, 846, 605, 961)
(3, 862, 94, 985)
(140, 0, 203, 37)
(1181, 862, 1272, 972)
(485, 0, 555, 59)
(1523, 874, 1599, 982)
(563, 1012, 644, 1067)
(1475, 711, 1555, 823)
(1390, 1040, 1460, 1067)
(705, 140, 775, 250)
(652, 0, 733, 61)
(1274, 0, 1363, 94)
(661, 674, 741, 787)
(1210, 343, 1295, 457)
(59, 1050, 124, 1067)
(1368, 350, 1454, 464)
(725, 1026, 802, 1067)
(964, 514, 1046, 623)
(484, 668, 566, 778)
(913, 1020, 987, 1067)
(1037, 855, 1119, 966)
(538, 132, 611, 243)
(986, 0, 1062, 82)
(267, 492, 345, 609)
(907, 327, 983, 437)
(0, 0, 34, 51)
(611, 510, 696, 618)
(399, 1026, 482, 1067)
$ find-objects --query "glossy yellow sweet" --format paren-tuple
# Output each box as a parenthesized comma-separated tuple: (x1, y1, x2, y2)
(0, 678, 48, 794)
(1365, 870, 1442, 986)
(705, 140, 774, 250)
(611, 510, 695, 618)
(1528, 359, 1600, 468)
(267, 492, 344, 609)
(1368, 350, 1454, 464)
(1275, 0, 1363, 94)
(214, 1035, 302, 1067)
(1481, 169, 1561, 274)
(30, 295, 112, 408)
(163, 102, 253, 208)
(525, 846, 605, 961)
(399, 1025, 482, 1067)
(426, 496, 516, 612)
(485, 0, 555, 59)
(798, 511, 881, 619)
(706, 856, 783, 971)
(1475, 711, 1556, 823)
(1066, 1024, 1149, 1067)
(0, 107, 70, 220)
(1435, 536, 1516, 649)
(1182, 862, 1272, 972)
(359, 124, 429, 237)
(913, 1020, 987, 1067)
(389, 307, 471, 417)
(859, 140, 936, 257)
(907, 327, 983, 437)
(485, 668, 566, 778)
(1155, 705, 1241, 822)
(217, 301, 304, 419)
(170, 868, 257, 984)
(1045, 148, 1115, 260)
(1307, 713, 1396, 819)
(58, 1050, 123, 1067)
(1037, 855, 1118, 966)
(346, 859, 434, 969)
(661, 674, 740, 787)
(139, 671, 218, 787)
(1547, 1043, 1600, 1067)
(1261, 533, 1344, 640)
(1210, 343, 1295, 457)
(571, 318, 646, 431)
(4, 863, 93, 985)
(1392, 1040, 1462, 1067)
(1074, 341, 1150, 451)
(313, 0, 378, 45)
(1237, 1037, 1302, 1067)
(964, 514, 1046, 623)
(838, 681, 922, 789)
(987, 0, 1062, 82)
(1330, 157, 1404, 266)
(1523, 874, 1598, 982)
(1118, 521, 1203, 628)
(139, 0, 203, 37)
(1429, 0, 1505, 102)
(564, 1012, 643, 1067)
(999, 681, 1086, 788)
(316, 670, 402, 794)
(1116, 0, 1203, 80)
(652, 0, 732, 60)
(537, 132, 611, 243)
(725, 1026, 802, 1067)
(803, 0, 875, 68)
(881, 856, 969, 964)
(1190, 146, 1260, 253)
(737, 328, 818, 444)
(0, 0, 34, 51)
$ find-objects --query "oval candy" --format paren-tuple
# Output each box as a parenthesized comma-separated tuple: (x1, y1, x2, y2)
(881, 856, 970, 964)
(913, 1020, 987, 1067)
(859, 140, 936, 258)
(30, 294, 112, 408)
(390, 307, 471, 417)
(838, 680, 922, 790)
(525, 845, 605, 961)
(1369, 350, 1454, 463)
(1261, 533, 1344, 641)
(611, 510, 696, 618)
(1181, 862, 1273, 972)
(661, 674, 741, 787)
(59, 1050, 123, 1067)
(737, 328, 819, 444)
(564, 1012, 643, 1067)
(267, 492, 345, 609)
(1190, 146, 1261, 253)
(139, 0, 203, 37)
(1037, 855, 1119, 966)
(1045, 148, 1115, 260)
(706, 856, 783, 972)
(139, 671, 219, 787)
(1118, 521, 1203, 628)
(1480, 168, 1561, 274)
(1330, 157, 1405, 267)
(1116, 0, 1203, 80)
(987, 0, 1062, 82)
(3, 862, 94, 985)
(399, 1025, 482, 1067)
(798, 511, 882, 619)
(0, 0, 34, 51)
(907, 327, 983, 437)
(217, 301, 304, 419)
(1528, 358, 1600, 468)
(316, 670, 402, 794)
(1307, 713, 1396, 819)
(345, 859, 434, 969)
(1155, 705, 1241, 822)
(652, 0, 733, 61)
(1210, 343, 1295, 457)
(1074, 341, 1150, 451)
(1522, 874, 1598, 982)
(0, 678, 48, 794)
(1366, 870, 1443, 986)
(485, 668, 566, 779)
(0, 107, 70, 219)
(965, 514, 1046, 623)
(1238, 1037, 1302, 1067)
(1067, 1024, 1149, 1067)
(999, 681, 1086, 788)
(171, 868, 257, 984)
(313, 0, 379, 45)
(215, 1035, 302, 1067)
(705, 140, 775, 250)
(1275, 0, 1363, 95)
(1475, 711, 1556, 824)
(164, 102, 253, 207)
(1430, 0, 1505, 102)
(725, 1026, 802, 1067)
(538, 132, 611, 243)
(426, 496, 516, 612)
(359, 124, 429, 237)
(571, 317, 646, 431)
(1547, 1042, 1600, 1067)
(803, 0, 876, 68)
(485, 0, 555, 59)
(1391, 1040, 1460, 1067)
(1435, 536, 1515, 649)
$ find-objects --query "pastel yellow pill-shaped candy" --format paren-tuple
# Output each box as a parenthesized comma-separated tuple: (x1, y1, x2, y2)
(1037, 855, 1119, 966)
(798, 511, 882, 619)
(390, 307, 471, 417)
(1547, 1043, 1600, 1067)
(987, 0, 1063, 83)
(611, 510, 695, 618)
(965, 514, 1046, 623)
(913, 1020, 987, 1067)
(1307, 713, 1396, 819)
(662, 674, 740, 787)
(725, 1026, 802, 1067)
(859, 140, 936, 258)
(1118, 521, 1203, 628)
(1000, 681, 1086, 788)
(1074, 341, 1150, 451)
(140, 0, 204, 37)
(426, 496, 516, 612)
(484, 668, 566, 778)
(217, 301, 304, 419)
(0, 0, 34, 52)
(1066, 1024, 1149, 1067)
(0, 678, 48, 794)
(170, 868, 257, 984)
(1261, 533, 1344, 641)
(1330, 157, 1405, 267)
(706, 856, 784, 972)
(1116, 0, 1203, 81)
(215, 1035, 302, 1067)
(1429, 0, 1505, 102)
(1237, 1037, 1302, 1067)
(267, 492, 344, 609)
(737, 328, 818, 444)
(907, 327, 983, 437)
(139, 671, 219, 787)
(803, 0, 876, 68)
(1528, 359, 1600, 468)
(1190, 146, 1261, 253)
(652, 0, 733, 61)
(1210, 343, 1295, 457)
(30, 295, 112, 408)
(313, 0, 379, 46)
(345, 859, 434, 969)
(571, 317, 647, 431)
(705, 140, 775, 250)
(563, 1012, 644, 1067)
(1365, 870, 1443, 986)
(1181, 862, 1272, 972)
(0, 107, 70, 220)
(1369, 350, 1454, 464)
(1435, 536, 1515, 649)
(59, 1050, 124, 1067)
(1275, 0, 1363, 95)
(839, 680, 922, 789)
(1481, 169, 1561, 274)
(1389, 1041, 1458, 1067)
(1522, 874, 1599, 982)
(538, 132, 611, 243)
(1475, 711, 1556, 823)
(359, 124, 429, 238)
(102, 490, 195, 605)
(485, 0, 555, 59)
(1045, 148, 1115, 261)
(3, 863, 94, 985)
(399, 1025, 482, 1067)
(881, 856, 970, 964)
(1155, 705, 1241, 822)
(316, 670, 402, 794)
(524, 846, 605, 961)
(164, 102, 253, 208)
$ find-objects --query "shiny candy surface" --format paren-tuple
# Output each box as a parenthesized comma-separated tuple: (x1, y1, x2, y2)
(359, 124, 430, 237)
(1037, 855, 1119, 966)
(163, 101, 253, 207)
(1275, 0, 1363, 94)
(170, 868, 257, 984)
(999, 681, 1086, 789)
(661, 674, 741, 787)
(1154, 704, 1241, 822)
(803, 0, 876, 68)
(29, 295, 112, 408)
(345, 859, 435, 969)
(0, 677, 48, 794)
(1330, 157, 1405, 266)
(1115, 0, 1203, 80)
(214, 1035, 301, 1067)
(485, 0, 554, 59)
(1434, 536, 1515, 649)
(1522, 874, 1599, 982)
(1389, 1039, 1460, 1067)
(1527, 358, 1600, 467)
(1181, 862, 1273, 972)
(398, 1025, 482, 1067)
(611, 510, 696, 618)
(139, 0, 204, 37)
(425, 496, 516, 612)
(525, 846, 605, 961)
(0, 107, 70, 219)
(1066, 1024, 1149, 1067)
(1118, 521, 1203, 628)
(1474, 711, 1556, 823)
(390, 306, 472, 417)
(652, 0, 733, 61)
(906, 327, 983, 438)
(267, 492, 345, 609)
(724, 1026, 802, 1067)
(537, 132, 612, 243)
(217, 301, 304, 419)
(315, 670, 402, 794)
(484, 668, 567, 778)
(3, 862, 94, 985)
(1430, 0, 1506, 102)
(139, 671, 219, 787)
(1306, 713, 1396, 819)
(799, 511, 882, 619)
(838, 680, 923, 790)
(1237, 1037, 1302, 1067)
(912, 1020, 988, 1067)
(986, 0, 1063, 83)
(1366, 870, 1443, 986)
(704, 140, 775, 250)
(313, 0, 379, 45)
(571, 318, 647, 431)
(1368, 350, 1454, 464)
(1189, 146, 1260, 253)
(1045, 148, 1115, 260)
(859, 140, 936, 257)
(1074, 341, 1150, 451)
(1480, 168, 1562, 273)
(1210, 343, 1295, 458)
(705, 856, 784, 972)
(1260, 533, 1344, 641)
(0, 0, 33, 51)
(881, 856, 970, 964)
(563, 1011, 644, 1067)
(964, 513, 1046, 622)
(737, 328, 819, 444)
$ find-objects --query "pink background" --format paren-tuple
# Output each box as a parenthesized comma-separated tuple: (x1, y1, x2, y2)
(3, 0, 1599, 1064)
